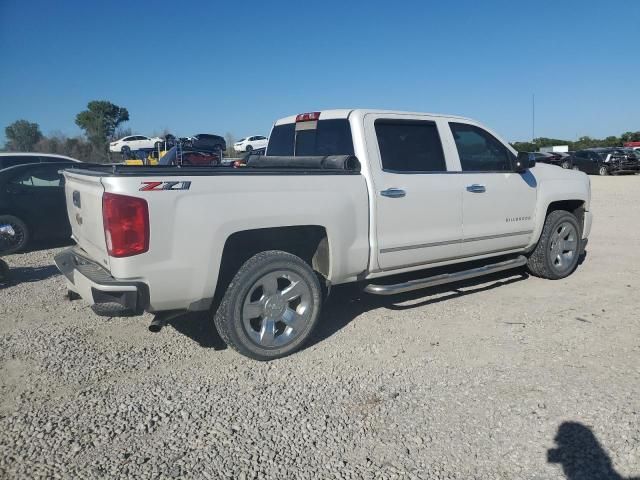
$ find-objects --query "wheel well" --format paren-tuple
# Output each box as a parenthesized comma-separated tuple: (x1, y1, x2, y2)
(213, 225, 329, 305)
(546, 200, 585, 227)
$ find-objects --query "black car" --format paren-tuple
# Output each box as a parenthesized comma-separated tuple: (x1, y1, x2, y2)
(528, 152, 564, 167)
(0, 153, 79, 170)
(0, 162, 73, 253)
(185, 134, 226, 152)
(570, 148, 640, 176)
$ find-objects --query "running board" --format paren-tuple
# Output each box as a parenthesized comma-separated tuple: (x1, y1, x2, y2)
(364, 255, 527, 296)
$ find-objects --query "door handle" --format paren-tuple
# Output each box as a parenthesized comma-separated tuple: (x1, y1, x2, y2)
(466, 184, 486, 193)
(380, 188, 406, 198)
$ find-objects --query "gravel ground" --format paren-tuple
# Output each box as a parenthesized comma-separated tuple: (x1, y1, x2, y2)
(1, 176, 639, 479)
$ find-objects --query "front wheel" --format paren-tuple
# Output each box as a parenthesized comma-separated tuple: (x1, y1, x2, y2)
(526, 210, 581, 280)
(561, 160, 571, 169)
(0, 259, 9, 283)
(214, 251, 322, 360)
(599, 165, 609, 176)
(245, 144, 253, 153)
(0, 215, 29, 254)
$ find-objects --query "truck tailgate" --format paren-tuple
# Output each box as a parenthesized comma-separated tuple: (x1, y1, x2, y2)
(63, 170, 110, 269)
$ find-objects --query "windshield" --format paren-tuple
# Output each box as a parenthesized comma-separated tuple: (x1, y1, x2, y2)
(267, 119, 355, 156)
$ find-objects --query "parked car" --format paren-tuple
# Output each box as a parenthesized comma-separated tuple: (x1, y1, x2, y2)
(0, 153, 79, 170)
(529, 152, 563, 167)
(234, 135, 268, 152)
(0, 162, 76, 253)
(158, 146, 221, 166)
(56, 109, 592, 361)
(109, 135, 164, 153)
(184, 134, 226, 152)
(570, 148, 640, 175)
(550, 152, 573, 169)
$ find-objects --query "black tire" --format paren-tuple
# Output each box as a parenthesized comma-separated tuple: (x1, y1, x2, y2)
(245, 144, 253, 152)
(598, 165, 609, 176)
(561, 160, 571, 169)
(0, 214, 29, 254)
(214, 250, 322, 361)
(0, 259, 9, 283)
(526, 210, 581, 280)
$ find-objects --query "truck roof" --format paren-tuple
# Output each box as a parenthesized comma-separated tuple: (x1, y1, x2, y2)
(273, 109, 474, 126)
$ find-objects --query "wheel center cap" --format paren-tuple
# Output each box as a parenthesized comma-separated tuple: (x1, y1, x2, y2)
(264, 297, 286, 317)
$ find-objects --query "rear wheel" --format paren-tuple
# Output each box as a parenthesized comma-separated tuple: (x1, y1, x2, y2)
(527, 210, 581, 280)
(214, 250, 322, 361)
(0, 215, 29, 254)
(561, 160, 571, 169)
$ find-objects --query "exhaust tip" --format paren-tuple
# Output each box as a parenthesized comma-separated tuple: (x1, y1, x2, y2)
(148, 320, 163, 333)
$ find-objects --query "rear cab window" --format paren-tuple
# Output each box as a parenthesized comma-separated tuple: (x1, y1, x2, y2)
(267, 118, 355, 156)
(374, 119, 446, 172)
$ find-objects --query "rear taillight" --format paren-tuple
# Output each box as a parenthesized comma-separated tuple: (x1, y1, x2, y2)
(295, 112, 320, 122)
(102, 193, 149, 257)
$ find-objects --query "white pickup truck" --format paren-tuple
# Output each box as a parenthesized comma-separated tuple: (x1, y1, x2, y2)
(55, 109, 592, 360)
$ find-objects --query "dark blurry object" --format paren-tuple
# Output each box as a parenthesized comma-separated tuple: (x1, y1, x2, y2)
(0, 162, 73, 253)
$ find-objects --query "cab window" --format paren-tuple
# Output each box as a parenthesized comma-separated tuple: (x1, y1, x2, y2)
(450, 123, 513, 172)
(374, 119, 446, 172)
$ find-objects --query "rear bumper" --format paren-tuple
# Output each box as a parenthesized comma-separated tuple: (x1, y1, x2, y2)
(54, 247, 148, 316)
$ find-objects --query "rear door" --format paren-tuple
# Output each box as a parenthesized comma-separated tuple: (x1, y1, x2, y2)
(445, 122, 536, 257)
(365, 114, 463, 270)
(5, 164, 69, 239)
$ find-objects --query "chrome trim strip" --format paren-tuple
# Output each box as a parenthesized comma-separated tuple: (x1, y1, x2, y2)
(380, 230, 533, 254)
(463, 230, 533, 243)
(380, 238, 458, 253)
(380, 246, 529, 272)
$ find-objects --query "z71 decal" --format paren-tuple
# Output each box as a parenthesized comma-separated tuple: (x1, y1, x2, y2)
(139, 181, 192, 191)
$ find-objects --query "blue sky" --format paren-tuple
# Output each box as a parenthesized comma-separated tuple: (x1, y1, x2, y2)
(1, 0, 638, 143)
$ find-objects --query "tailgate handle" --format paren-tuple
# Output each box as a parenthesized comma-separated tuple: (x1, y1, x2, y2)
(72, 190, 81, 208)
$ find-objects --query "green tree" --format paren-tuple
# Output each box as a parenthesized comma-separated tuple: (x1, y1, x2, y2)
(621, 131, 640, 143)
(224, 132, 236, 157)
(75, 100, 129, 158)
(4, 119, 43, 151)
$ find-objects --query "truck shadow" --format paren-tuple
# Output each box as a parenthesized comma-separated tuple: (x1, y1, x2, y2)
(165, 269, 529, 352)
(0, 264, 60, 288)
(167, 312, 227, 350)
(548, 421, 639, 480)
(308, 268, 530, 349)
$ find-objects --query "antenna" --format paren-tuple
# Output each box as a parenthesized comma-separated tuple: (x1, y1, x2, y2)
(532, 93, 535, 142)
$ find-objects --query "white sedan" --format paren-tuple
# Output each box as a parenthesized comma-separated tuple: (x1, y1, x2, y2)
(233, 135, 268, 153)
(109, 135, 164, 153)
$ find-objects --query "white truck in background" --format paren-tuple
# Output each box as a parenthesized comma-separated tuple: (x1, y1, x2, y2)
(55, 109, 592, 360)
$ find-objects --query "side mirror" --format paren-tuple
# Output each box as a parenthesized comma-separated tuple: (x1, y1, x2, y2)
(515, 152, 535, 173)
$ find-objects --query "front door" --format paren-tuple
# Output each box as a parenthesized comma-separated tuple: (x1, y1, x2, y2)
(365, 114, 464, 271)
(445, 122, 537, 257)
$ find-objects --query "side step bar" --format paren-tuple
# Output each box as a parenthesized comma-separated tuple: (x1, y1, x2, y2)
(364, 255, 527, 296)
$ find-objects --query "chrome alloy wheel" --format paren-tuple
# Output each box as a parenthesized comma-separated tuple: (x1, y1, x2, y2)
(549, 221, 579, 273)
(242, 270, 313, 348)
